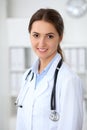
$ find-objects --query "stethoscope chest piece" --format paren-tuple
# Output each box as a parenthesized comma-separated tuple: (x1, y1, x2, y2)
(49, 110, 60, 121)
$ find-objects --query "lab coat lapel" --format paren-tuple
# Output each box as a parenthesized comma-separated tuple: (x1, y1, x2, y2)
(18, 74, 36, 106)
(34, 55, 61, 98)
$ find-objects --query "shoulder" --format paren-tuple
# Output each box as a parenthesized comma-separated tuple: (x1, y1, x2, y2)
(59, 62, 83, 92)
(56, 62, 83, 106)
(60, 62, 80, 80)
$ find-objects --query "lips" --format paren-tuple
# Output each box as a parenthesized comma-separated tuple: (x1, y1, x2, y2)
(38, 48, 48, 52)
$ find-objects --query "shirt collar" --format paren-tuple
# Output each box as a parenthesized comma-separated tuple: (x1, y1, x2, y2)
(31, 53, 61, 74)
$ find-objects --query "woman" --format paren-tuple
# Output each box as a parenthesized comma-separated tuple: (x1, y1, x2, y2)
(16, 8, 83, 130)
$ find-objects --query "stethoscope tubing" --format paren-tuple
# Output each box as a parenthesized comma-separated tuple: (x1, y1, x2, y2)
(51, 58, 63, 111)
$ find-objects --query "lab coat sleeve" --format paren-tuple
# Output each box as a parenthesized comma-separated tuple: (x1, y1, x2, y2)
(57, 76, 83, 130)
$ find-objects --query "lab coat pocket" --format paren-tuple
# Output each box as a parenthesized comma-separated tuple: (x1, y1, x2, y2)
(49, 119, 58, 130)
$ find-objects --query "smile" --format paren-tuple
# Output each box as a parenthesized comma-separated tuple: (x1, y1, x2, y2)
(38, 48, 48, 52)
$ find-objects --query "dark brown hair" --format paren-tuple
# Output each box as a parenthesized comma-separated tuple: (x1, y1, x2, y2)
(28, 8, 64, 59)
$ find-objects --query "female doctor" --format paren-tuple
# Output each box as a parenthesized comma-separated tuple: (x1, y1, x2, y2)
(16, 8, 83, 130)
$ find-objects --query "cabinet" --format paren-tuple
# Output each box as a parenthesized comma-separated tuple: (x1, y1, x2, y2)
(9, 46, 37, 97)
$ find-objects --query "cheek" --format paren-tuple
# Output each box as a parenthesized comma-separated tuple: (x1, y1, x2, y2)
(30, 39, 37, 48)
(49, 38, 59, 49)
(31, 44, 36, 52)
(50, 42, 58, 50)
(30, 36, 36, 45)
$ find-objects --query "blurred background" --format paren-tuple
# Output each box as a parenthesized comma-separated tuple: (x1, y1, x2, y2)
(0, 0, 87, 130)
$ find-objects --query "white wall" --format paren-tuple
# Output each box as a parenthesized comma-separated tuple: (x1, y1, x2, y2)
(0, 0, 10, 130)
(7, 0, 65, 17)
(7, 0, 87, 44)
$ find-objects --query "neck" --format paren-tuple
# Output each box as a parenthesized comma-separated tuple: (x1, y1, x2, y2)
(38, 60, 47, 73)
(38, 52, 57, 73)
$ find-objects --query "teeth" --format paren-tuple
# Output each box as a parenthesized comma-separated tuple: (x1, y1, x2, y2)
(38, 48, 47, 52)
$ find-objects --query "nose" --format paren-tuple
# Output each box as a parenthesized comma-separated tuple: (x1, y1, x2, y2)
(39, 37, 46, 46)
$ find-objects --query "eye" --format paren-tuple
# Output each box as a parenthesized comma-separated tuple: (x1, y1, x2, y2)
(32, 33, 39, 38)
(47, 34, 54, 39)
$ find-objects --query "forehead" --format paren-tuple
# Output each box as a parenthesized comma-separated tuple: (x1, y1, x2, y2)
(31, 20, 58, 34)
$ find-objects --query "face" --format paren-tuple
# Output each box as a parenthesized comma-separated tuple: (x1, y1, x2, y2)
(30, 20, 62, 62)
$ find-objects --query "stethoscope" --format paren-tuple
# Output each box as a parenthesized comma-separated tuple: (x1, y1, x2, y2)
(15, 58, 63, 122)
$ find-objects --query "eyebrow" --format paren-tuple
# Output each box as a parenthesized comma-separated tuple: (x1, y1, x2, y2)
(32, 32, 55, 35)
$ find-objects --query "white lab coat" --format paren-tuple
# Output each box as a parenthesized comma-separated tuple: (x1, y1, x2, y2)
(16, 54, 83, 130)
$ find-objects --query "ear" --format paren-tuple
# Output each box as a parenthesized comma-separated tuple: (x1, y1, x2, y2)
(59, 35, 63, 43)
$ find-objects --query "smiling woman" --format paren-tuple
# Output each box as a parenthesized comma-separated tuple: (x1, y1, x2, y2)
(30, 20, 61, 68)
(16, 8, 83, 130)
